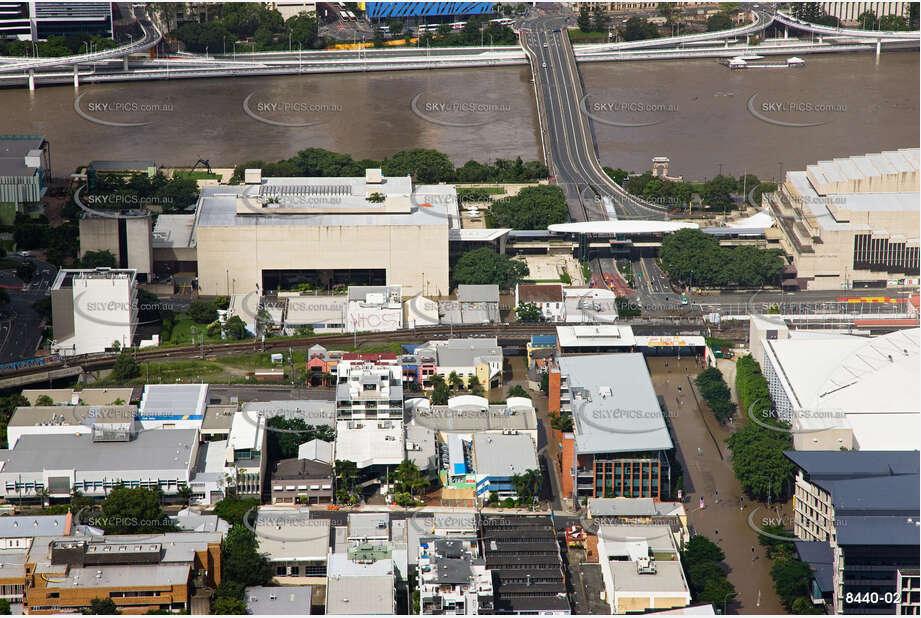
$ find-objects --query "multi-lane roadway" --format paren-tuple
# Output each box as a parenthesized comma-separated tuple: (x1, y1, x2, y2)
(520, 8, 670, 223)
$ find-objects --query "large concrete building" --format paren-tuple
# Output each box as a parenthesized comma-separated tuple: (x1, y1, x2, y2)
(50, 268, 138, 355)
(765, 148, 920, 290)
(753, 321, 920, 451)
(819, 2, 910, 25)
(192, 168, 455, 297)
(79, 213, 154, 282)
(784, 451, 920, 614)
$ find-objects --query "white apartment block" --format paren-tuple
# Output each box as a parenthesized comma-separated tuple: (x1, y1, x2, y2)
(50, 268, 137, 355)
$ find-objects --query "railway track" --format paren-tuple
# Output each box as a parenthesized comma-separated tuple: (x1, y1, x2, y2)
(3, 324, 559, 381)
(2, 319, 710, 384)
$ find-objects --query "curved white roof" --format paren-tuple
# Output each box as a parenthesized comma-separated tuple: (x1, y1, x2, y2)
(506, 396, 535, 410)
(548, 221, 699, 235)
(448, 395, 489, 409)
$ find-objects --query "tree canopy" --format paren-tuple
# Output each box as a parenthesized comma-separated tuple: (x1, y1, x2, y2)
(453, 248, 529, 289)
(659, 229, 785, 288)
(488, 185, 568, 229)
(97, 487, 176, 534)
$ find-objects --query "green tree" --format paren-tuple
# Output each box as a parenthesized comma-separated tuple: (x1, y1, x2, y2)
(335, 459, 360, 504)
(98, 487, 175, 534)
(177, 485, 192, 507)
(591, 7, 610, 32)
(0, 394, 28, 448)
(506, 385, 531, 399)
(857, 10, 879, 29)
(879, 14, 908, 30)
(468, 374, 485, 397)
(222, 524, 273, 586)
(214, 496, 260, 527)
(448, 371, 464, 392)
(0, 599, 10, 615)
(770, 557, 814, 610)
(489, 185, 568, 229)
(84, 598, 120, 614)
(603, 166, 629, 185)
(578, 7, 591, 31)
(431, 382, 451, 405)
(78, 250, 117, 268)
(694, 367, 735, 422)
(223, 315, 248, 340)
(213, 598, 247, 614)
(266, 417, 334, 461)
(382, 149, 454, 183)
(15, 261, 35, 283)
(453, 248, 529, 289)
(621, 16, 659, 41)
(34, 394, 55, 406)
(394, 459, 428, 497)
(188, 299, 218, 324)
(706, 11, 734, 31)
(515, 302, 542, 323)
(550, 413, 573, 432)
(111, 350, 140, 382)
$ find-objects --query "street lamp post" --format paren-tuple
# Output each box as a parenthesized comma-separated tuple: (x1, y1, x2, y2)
(722, 592, 734, 615)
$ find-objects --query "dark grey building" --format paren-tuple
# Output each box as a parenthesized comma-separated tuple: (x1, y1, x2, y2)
(785, 450, 920, 615)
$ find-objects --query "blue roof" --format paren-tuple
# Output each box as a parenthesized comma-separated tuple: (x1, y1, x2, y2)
(836, 516, 921, 547)
(813, 475, 920, 516)
(794, 541, 834, 593)
(530, 335, 557, 346)
(784, 450, 920, 480)
(365, 2, 494, 19)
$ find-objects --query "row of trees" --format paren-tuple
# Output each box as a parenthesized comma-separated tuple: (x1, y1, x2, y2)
(725, 355, 795, 502)
(609, 168, 776, 212)
(167, 3, 323, 53)
(9, 213, 78, 267)
(88, 172, 200, 213)
(0, 33, 116, 58)
(577, 7, 612, 34)
(486, 185, 568, 230)
(659, 229, 785, 288)
(429, 371, 485, 404)
(231, 148, 548, 186)
(265, 418, 335, 462)
(453, 247, 529, 289)
(681, 535, 737, 607)
(791, 2, 918, 30)
(694, 367, 734, 422)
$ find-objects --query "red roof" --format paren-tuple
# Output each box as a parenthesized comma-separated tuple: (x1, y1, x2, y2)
(853, 319, 920, 327)
(910, 294, 920, 310)
(518, 284, 563, 303)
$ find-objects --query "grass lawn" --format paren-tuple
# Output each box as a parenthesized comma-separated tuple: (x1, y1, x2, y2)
(568, 30, 608, 43)
(173, 170, 221, 181)
(165, 318, 224, 346)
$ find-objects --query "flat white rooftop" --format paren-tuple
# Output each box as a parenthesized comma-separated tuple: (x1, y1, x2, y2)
(335, 419, 404, 468)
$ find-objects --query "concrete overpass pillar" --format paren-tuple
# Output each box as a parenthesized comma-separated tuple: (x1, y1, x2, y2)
(28, 69, 34, 91)
(73, 64, 79, 88)
(876, 39, 881, 57)
(818, 35, 822, 44)
(746, 35, 750, 45)
(784, 26, 789, 39)
(123, 55, 129, 71)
